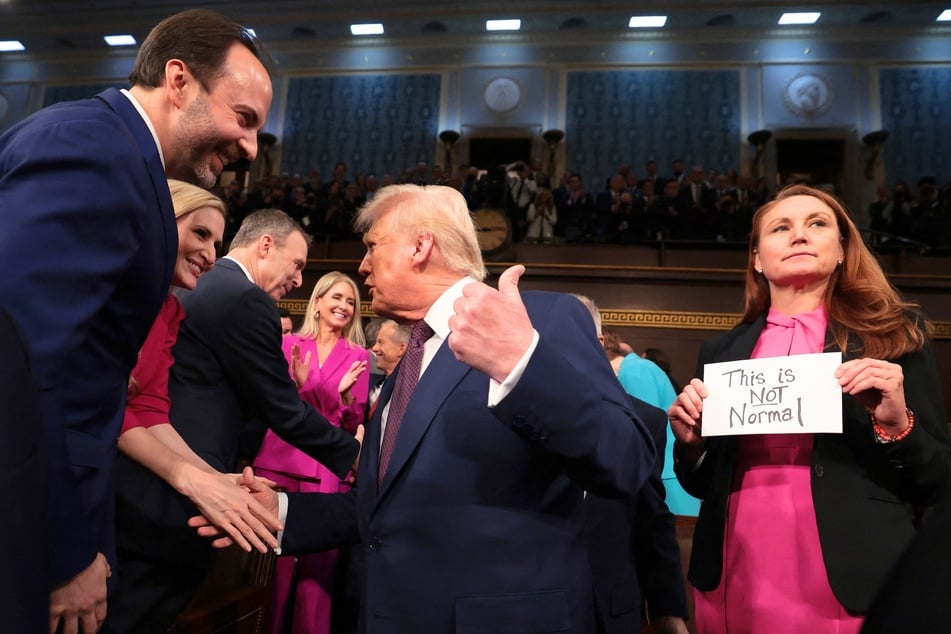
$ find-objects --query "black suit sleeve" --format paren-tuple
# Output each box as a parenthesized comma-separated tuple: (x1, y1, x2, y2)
(216, 289, 359, 477)
(282, 489, 360, 554)
(629, 397, 688, 620)
(861, 496, 951, 633)
(875, 340, 951, 505)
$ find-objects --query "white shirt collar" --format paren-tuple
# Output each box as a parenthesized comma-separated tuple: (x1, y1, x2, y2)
(120, 89, 165, 169)
(222, 255, 254, 283)
(421, 277, 475, 340)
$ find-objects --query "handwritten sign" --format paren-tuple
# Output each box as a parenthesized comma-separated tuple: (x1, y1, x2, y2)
(701, 352, 843, 437)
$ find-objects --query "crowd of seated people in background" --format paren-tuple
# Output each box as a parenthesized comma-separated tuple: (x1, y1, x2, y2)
(867, 176, 951, 249)
(215, 157, 950, 250)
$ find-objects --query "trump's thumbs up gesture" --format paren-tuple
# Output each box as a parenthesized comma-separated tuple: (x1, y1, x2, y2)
(449, 265, 535, 382)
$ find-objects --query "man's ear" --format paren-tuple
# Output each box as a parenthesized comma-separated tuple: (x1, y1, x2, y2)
(259, 234, 274, 257)
(164, 59, 191, 109)
(413, 232, 435, 264)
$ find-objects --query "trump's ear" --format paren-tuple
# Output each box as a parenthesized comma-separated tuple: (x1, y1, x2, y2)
(412, 231, 435, 265)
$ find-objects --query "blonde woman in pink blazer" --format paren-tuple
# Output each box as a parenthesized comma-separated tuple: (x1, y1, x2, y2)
(253, 270, 369, 634)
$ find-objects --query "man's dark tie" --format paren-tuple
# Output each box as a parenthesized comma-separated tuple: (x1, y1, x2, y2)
(378, 320, 434, 485)
(367, 377, 386, 419)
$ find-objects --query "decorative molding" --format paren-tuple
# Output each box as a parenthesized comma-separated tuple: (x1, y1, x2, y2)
(933, 321, 951, 341)
(278, 299, 312, 315)
(280, 301, 951, 341)
(601, 309, 741, 331)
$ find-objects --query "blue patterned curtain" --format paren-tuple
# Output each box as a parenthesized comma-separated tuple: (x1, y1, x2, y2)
(566, 69, 741, 189)
(282, 74, 442, 179)
(880, 67, 951, 188)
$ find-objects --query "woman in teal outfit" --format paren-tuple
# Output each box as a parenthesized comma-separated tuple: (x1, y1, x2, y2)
(616, 352, 701, 516)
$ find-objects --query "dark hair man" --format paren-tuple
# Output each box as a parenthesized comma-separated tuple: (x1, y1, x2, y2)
(0, 9, 273, 633)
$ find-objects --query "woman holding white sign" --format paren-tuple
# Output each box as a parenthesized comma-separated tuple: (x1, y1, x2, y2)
(668, 183, 951, 633)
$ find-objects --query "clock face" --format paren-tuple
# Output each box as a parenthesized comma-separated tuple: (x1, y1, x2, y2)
(472, 208, 511, 253)
(483, 77, 522, 113)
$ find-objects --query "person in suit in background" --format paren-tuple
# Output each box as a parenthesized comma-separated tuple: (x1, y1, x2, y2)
(367, 320, 411, 411)
(253, 271, 370, 634)
(0, 306, 48, 633)
(619, 347, 701, 518)
(604, 333, 701, 519)
(860, 493, 951, 633)
(0, 9, 273, 632)
(333, 317, 410, 634)
(574, 295, 689, 634)
(279, 306, 294, 334)
(668, 184, 951, 632)
(193, 184, 656, 633)
(125, 209, 361, 627)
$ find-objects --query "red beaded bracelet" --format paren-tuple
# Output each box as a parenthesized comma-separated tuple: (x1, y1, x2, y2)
(871, 408, 915, 443)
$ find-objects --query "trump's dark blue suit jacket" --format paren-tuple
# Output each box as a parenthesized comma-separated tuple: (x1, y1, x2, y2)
(0, 88, 176, 588)
(281, 290, 656, 634)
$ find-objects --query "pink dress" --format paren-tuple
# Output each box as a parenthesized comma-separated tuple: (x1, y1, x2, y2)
(253, 335, 369, 634)
(694, 306, 864, 633)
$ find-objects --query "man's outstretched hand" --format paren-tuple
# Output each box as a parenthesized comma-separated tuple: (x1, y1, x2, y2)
(188, 466, 279, 550)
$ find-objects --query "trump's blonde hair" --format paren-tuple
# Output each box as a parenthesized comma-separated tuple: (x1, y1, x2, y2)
(354, 184, 487, 281)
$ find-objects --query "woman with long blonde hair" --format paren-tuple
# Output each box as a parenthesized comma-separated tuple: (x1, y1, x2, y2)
(253, 270, 369, 634)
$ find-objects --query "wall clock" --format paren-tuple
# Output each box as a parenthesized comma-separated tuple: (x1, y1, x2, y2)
(483, 77, 522, 113)
(471, 208, 511, 253)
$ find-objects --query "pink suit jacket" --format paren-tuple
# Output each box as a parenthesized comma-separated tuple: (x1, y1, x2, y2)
(254, 335, 369, 491)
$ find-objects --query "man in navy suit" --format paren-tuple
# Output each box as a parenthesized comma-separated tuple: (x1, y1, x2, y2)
(0, 9, 273, 632)
(195, 184, 656, 633)
(574, 295, 689, 634)
(0, 307, 48, 633)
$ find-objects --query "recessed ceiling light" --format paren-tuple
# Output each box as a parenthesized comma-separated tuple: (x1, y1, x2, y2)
(486, 19, 521, 32)
(104, 34, 137, 46)
(351, 23, 384, 35)
(778, 12, 821, 25)
(0, 40, 25, 52)
(938, 9, 951, 21)
(628, 16, 668, 28)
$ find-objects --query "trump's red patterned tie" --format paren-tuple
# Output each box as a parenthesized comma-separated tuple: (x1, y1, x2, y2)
(378, 320, 433, 485)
